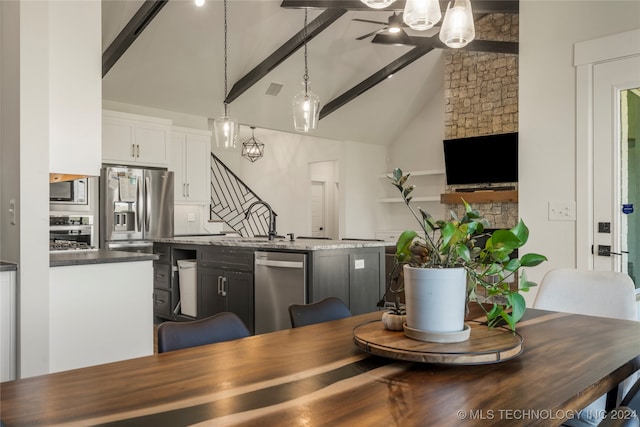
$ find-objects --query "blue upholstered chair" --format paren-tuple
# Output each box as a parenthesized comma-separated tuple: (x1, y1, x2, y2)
(288, 297, 351, 328)
(157, 312, 250, 353)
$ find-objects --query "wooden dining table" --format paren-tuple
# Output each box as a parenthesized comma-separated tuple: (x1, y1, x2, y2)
(1, 307, 639, 427)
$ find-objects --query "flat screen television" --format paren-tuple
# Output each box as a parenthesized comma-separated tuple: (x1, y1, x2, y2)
(443, 132, 518, 186)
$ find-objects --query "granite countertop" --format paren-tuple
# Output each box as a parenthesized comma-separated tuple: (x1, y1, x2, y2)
(0, 261, 17, 272)
(155, 236, 393, 251)
(50, 249, 158, 267)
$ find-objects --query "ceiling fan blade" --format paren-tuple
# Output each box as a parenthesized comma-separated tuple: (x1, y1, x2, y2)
(356, 27, 386, 40)
(352, 18, 387, 25)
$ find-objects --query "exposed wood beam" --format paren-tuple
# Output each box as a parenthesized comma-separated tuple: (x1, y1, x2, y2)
(281, 0, 519, 14)
(225, 8, 347, 104)
(319, 42, 436, 119)
(102, 0, 169, 78)
(372, 33, 518, 54)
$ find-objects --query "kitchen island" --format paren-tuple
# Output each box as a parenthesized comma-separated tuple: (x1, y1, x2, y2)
(49, 250, 157, 373)
(153, 236, 391, 333)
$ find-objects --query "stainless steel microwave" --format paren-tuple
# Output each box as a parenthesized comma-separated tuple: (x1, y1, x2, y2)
(50, 178, 88, 205)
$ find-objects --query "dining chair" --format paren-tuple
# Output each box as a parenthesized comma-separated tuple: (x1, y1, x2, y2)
(533, 268, 637, 321)
(598, 375, 640, 426)
(157, 312, 250, 353)
(533, 268, 638, 427)
(288, 297, 351, 328)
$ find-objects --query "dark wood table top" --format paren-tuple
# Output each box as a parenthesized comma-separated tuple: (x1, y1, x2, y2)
(2, 308, 639, 426)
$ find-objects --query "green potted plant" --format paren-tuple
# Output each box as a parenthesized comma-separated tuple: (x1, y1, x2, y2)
(388, 168, 547, 341)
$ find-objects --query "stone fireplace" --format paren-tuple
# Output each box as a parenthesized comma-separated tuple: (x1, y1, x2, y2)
(443, 13, 519, 230)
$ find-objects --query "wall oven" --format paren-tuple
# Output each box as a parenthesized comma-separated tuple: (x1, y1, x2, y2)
(49, 215, 96, 252)
(50, 178, 88, 205)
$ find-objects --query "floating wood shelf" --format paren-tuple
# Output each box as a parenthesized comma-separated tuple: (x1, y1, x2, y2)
(440, 190, 518, 204)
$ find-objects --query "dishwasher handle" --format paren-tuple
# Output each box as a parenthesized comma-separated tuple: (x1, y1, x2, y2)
(255, 258, 304, 269)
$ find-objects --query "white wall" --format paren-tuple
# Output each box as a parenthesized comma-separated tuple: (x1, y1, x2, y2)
(49, 1, 102, 176)
(343, 141, 387, 239)
(382, 54, 446, 234)
(0, 1, 20, 265)
(519, 1, 640, 304)
(16, 1, 53, 378)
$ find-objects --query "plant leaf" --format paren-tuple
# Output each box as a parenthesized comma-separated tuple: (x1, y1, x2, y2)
(520, 253, 548, 267)
(508, 292, 526, 324)
(510, 219, 529, 244)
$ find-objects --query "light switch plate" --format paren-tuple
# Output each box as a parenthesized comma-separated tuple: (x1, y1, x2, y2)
(548, 201, 576, 221)
(9, 199, 16, 225)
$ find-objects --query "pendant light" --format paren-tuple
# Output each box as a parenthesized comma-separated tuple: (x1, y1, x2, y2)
(360, 0, 395, 9)
(241, 127, 265, 163)
(403, 0, 441, 31)
(292, 8, 320, 133)
(439, 0, 475, 48)
(213, 0, 239, 148)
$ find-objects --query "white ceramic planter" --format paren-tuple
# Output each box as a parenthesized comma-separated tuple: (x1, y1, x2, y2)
(403, 266, 467, 335)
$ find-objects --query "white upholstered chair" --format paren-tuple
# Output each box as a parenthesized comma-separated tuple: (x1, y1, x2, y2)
(533, 268, 638, 427)
(533, 268, 637, 321)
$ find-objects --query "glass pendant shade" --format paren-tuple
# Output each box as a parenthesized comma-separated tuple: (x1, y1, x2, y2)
(213, 106, 239, 149)
(292, 82, 320, 133)
(403, 0, 441, 31)
(439, 0, 475, 48)
(360, 0, 395, 9)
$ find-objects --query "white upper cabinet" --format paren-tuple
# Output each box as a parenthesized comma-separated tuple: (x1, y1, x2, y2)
(102, 110, 171, 167)
(49, 1, 101, 176)
(170, 127, 211, 203)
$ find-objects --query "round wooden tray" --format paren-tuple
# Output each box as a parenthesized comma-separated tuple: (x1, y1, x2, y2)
(353, 320, 523, 365)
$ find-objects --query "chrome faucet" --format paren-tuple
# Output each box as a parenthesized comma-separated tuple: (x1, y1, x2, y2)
(245, 200, 277, 240)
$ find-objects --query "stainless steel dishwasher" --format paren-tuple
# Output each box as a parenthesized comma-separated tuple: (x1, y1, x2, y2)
(254, 251, 307, 334)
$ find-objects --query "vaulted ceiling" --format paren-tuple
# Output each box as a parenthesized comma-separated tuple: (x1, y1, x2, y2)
(102, 0, 518, 145)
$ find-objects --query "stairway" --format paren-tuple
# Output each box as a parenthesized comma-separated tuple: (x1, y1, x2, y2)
(209, 153, 276, 237)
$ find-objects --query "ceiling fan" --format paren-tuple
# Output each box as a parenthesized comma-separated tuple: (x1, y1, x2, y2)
(353, 12, 409, 41)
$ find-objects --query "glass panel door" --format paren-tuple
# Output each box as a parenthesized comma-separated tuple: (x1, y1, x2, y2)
(620, 88, 640, 291)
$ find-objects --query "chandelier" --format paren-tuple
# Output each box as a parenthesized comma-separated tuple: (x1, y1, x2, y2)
(241, 127, 265, 162)
(360, 0, 475, 48)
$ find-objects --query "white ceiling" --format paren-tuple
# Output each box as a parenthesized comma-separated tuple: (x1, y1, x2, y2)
(101, 0, 445, 145)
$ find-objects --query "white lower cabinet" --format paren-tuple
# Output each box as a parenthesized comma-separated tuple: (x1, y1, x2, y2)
(1, 269, 16, 381)
(49, 261, 153, 373)
(102, 110, 171, 167)
(170, 127, 211, 203)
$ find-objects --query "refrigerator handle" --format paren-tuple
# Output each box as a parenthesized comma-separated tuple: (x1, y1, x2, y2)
(145, 176, 151, 232)
(136, 176, 143, 232)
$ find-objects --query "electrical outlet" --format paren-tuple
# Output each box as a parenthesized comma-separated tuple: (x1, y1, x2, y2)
(187, 213, 196, 222)
(548, 201, 576, 221)
(354, 259, 365, 269)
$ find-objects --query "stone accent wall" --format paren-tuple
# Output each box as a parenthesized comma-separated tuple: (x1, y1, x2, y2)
(443, 13, 519, 230)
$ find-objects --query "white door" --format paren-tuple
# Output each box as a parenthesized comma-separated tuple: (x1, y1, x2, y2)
(311, 181, 326, 238)
(592, 55, 640, 290)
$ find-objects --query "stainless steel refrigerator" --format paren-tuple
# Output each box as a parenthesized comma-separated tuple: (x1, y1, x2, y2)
(100, 166, 174, 253)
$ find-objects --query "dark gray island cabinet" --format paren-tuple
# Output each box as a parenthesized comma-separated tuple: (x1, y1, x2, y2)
(152, 238, 387, 334)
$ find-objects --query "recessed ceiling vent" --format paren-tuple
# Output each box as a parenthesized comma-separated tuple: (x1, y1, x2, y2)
(265, 82, 283, 97)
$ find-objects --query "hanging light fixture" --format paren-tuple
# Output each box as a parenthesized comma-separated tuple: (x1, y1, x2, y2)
(213, 0, 239, 148)
(403, 0, 441, 31)
(241, 127, 265, 163)
(439, 0, 475, 48)
(292, 8, 320, 133)
(360, 0, 395, 9)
